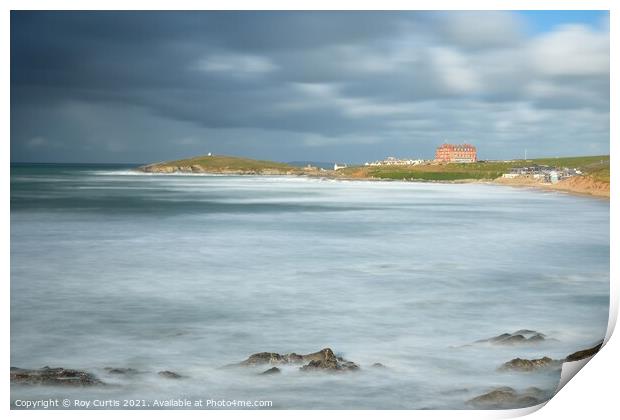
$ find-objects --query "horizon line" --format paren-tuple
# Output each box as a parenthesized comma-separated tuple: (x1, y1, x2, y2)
(10, 153, 610, 167)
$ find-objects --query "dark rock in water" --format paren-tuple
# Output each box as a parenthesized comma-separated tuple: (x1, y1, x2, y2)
(158, 370, 182, 379)
(104, 367, 142, 375)
(527, 333, 546, 342)
(513, 329, 538, 335)
(10, 366, 103, 386)
(239, 351, 305, 366)
(299, 360, 336, 372)
(498, 357, 561, 372)
(371, 362, 387, 369)
(467, 386, 549, 409)
(475, 330, 548, 346)
(235, 347, 358, 373)
(565, 342, 603, 362)
(499, 334, 527, 344)
(486, 333, 512, 343)
(299, 349, 359, 372)
(261, 367, 281, 375)
(302, 348, 336, 363)
(240, 352, 286, 366)
(299, 360, 359, 372)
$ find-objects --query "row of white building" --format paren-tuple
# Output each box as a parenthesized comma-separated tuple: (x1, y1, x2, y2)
(364, 156, 425, 167)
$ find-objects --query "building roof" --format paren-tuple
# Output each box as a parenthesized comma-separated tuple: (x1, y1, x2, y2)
(437, 143, 476, 149)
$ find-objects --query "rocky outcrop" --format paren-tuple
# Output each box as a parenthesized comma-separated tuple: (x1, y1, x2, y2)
(234, 348, 359, 372)
(475, 330, 547, 346)
(104, 367, 143, 375)
(498, 357, 561, 372)
(139, 164, 298, 176)
(158, 370, 182, 379)
(565, 342, 603, 362)
(10, 366, 103, 386)
(298, 349, 359, 372)
(261, 367, 281, 375)
(467, 386, 548, 409)
(239, 352, 303, 366)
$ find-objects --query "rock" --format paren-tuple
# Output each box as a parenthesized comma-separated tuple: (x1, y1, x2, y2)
(301, 348, 336, 363)
(498, 356, 561, 372)
(104, 367, 142, 375)
(158, 370, 182, 379)
(475, 330, 548, 346)
(234, 348, 359, 372)
(238, 351, 308, 366)
(240, 352, 287, 366)
(527, 333, 546, 342)
(371, 362, 387, 369)
(486, 333, 512, 343)
(499, 334, 527, 344)
(299, 349, 359, 372)
(565, 342, 603, 362)
(10, 366, 103, 386)
(299, 359, 337, 371)
(513, 329, 538, 335)
(261, 367, 281, 375)
(467, 386, 548, 409)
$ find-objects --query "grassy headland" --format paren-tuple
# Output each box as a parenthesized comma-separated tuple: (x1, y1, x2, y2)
(137, 154, 609, 198)
(139, 154, 304, 175)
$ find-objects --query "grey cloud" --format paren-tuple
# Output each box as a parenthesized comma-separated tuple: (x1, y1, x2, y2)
(430, 11, 526, 49)
(11, 11, 609, 163)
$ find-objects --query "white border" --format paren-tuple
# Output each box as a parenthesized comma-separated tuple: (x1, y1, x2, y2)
(3, 1, 616, 419)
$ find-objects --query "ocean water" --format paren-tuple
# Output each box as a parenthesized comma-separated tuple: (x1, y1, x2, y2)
(10, 164, 610, 409)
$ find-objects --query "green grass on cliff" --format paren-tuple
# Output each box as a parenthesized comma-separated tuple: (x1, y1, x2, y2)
(145, 153, 609, 183)
(582, 163, 610, 183)
(341, 155, 610, 182)
(149, 155, 296, 171)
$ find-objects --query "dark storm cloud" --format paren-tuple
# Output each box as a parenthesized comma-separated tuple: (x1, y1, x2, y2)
(11, 11, 609, 163)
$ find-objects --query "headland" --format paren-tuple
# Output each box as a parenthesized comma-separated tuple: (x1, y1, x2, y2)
(138, 154, 610, 199)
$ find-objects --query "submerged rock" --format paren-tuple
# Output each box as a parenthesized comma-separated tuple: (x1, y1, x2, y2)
(10, 366, 103, 386)
(498, 357, 561, 372)
(371, 362, 387, 369)
(158, 370, 182, 379)
(298, 348, 359, 372)
(234, 348, 359, 372)
(261, 367, 281, 375)
(467, 386, 548, 409)
(239, 352, 303, 366)
(475, 330, 548, 346)
(565, 342, 603, 362)
(104, 367, 143, 375)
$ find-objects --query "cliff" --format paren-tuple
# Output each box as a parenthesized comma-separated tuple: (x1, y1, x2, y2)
(138, 155, 305, 175)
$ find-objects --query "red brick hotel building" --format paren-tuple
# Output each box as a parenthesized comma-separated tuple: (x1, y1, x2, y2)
(435, 143, 477, 163)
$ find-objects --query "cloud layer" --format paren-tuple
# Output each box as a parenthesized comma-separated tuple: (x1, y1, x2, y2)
(11, 11, 609, 163)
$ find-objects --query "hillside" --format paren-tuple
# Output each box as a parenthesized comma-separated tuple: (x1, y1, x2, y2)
(138, 153, 609, 198)
(139, 154, 303, 175)
(340, 155, 610, 182)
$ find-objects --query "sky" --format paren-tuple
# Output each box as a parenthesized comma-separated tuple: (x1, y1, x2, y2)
(10, 10, 610, 164)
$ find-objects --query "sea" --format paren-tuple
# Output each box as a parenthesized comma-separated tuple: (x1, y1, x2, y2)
(10, 163, 610, 409)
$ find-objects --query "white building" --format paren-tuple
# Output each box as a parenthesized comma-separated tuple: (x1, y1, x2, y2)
(365, 157, 425, 166)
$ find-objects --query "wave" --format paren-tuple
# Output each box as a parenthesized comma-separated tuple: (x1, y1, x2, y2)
(87, 170, 232, 177)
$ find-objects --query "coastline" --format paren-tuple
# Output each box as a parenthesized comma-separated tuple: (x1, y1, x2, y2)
(492, 177, 610, 199)
(136, 165, 609, 200)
